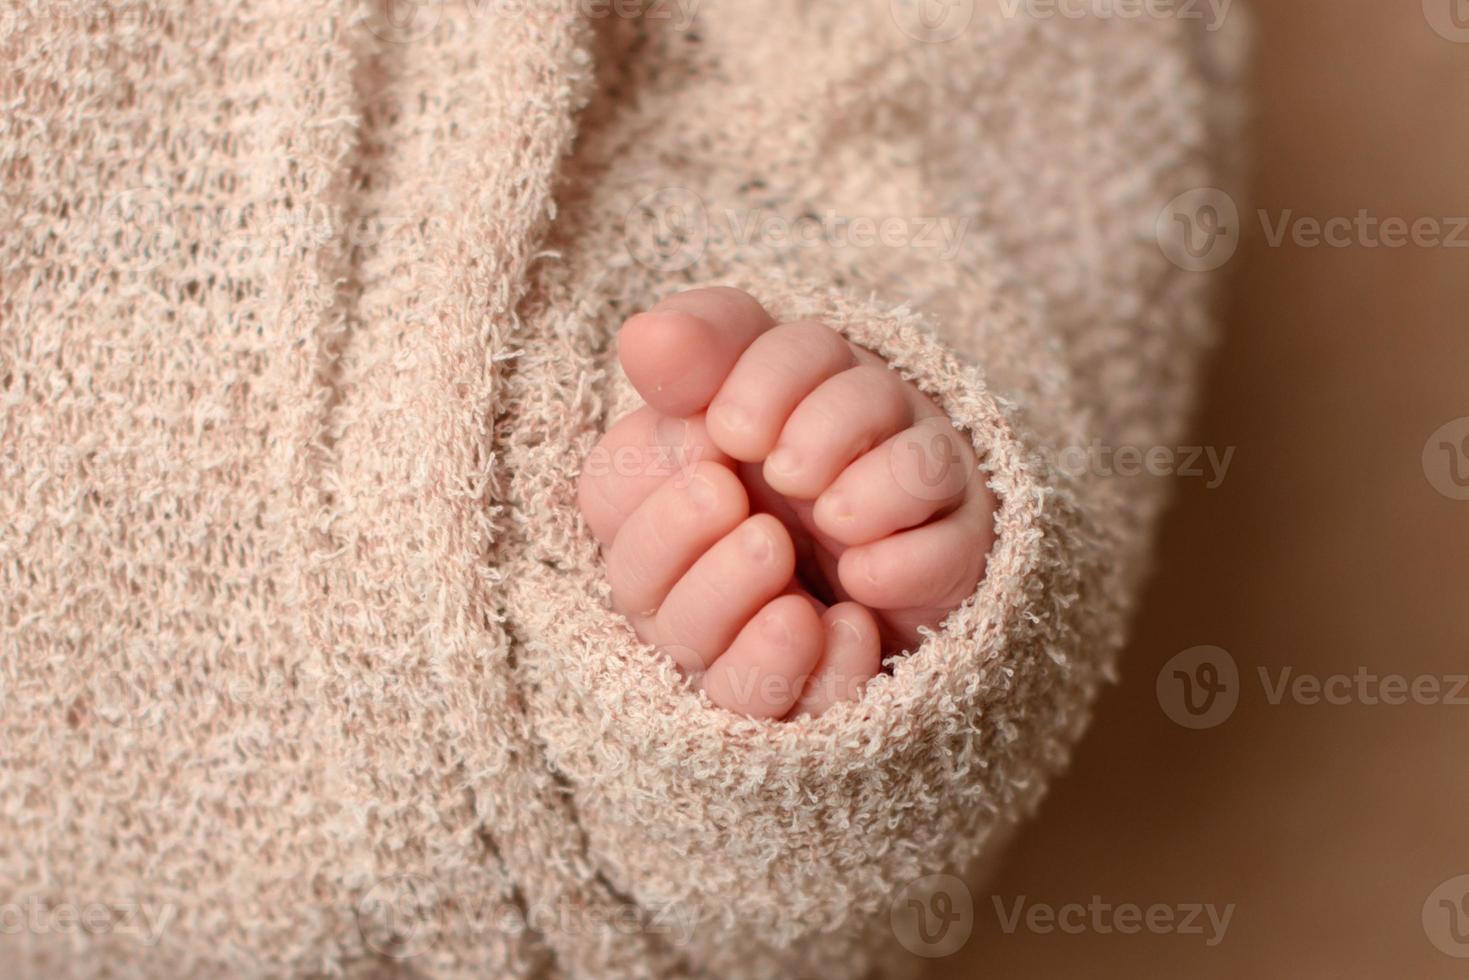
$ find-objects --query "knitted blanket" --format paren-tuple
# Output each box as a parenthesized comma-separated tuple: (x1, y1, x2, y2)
(0, 1, 1248, 976)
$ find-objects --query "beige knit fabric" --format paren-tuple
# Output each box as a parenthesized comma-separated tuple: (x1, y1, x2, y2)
(0, 1, 1248, 977)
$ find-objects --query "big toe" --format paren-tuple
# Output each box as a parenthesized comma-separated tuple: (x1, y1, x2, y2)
(618, 286, 774, 418)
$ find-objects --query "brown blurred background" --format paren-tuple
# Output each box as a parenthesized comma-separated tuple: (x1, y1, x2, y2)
(931, 1, 1469, 976)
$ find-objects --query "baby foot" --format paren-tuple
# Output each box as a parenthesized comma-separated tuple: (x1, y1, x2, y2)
(578, 287, 997, 719)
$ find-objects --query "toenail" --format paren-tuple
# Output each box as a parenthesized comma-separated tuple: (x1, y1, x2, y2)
(655, 415, 688, 449)
(766, 446, 800, 476)
(861, 552, 882, 588)
(820, 491, 853, 523)
(713, 402, 751, 433)
(686, 474, 717, 511)
(742, 522, 773, 563)
(828, 618, 862, 648)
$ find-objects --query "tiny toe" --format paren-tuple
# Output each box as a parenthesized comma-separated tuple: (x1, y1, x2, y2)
(706, 320, 857, 462)
(606, 461, 748, 617)
(763, 364, 915, 500)
(813, 417, 978, 546)
(836, 489, 995, 611)
(700, 594, 824, 719)
(655, 514, 796, 672)
(618, 287, 774, 417)
(578, 407, 731, 544)
(791, 603, 882, 718)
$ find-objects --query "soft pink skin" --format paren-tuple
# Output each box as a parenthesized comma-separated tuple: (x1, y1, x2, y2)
(577, 287, 997, 719)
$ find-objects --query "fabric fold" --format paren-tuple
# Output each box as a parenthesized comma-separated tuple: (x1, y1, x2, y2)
(0, 1, 1250, 976)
